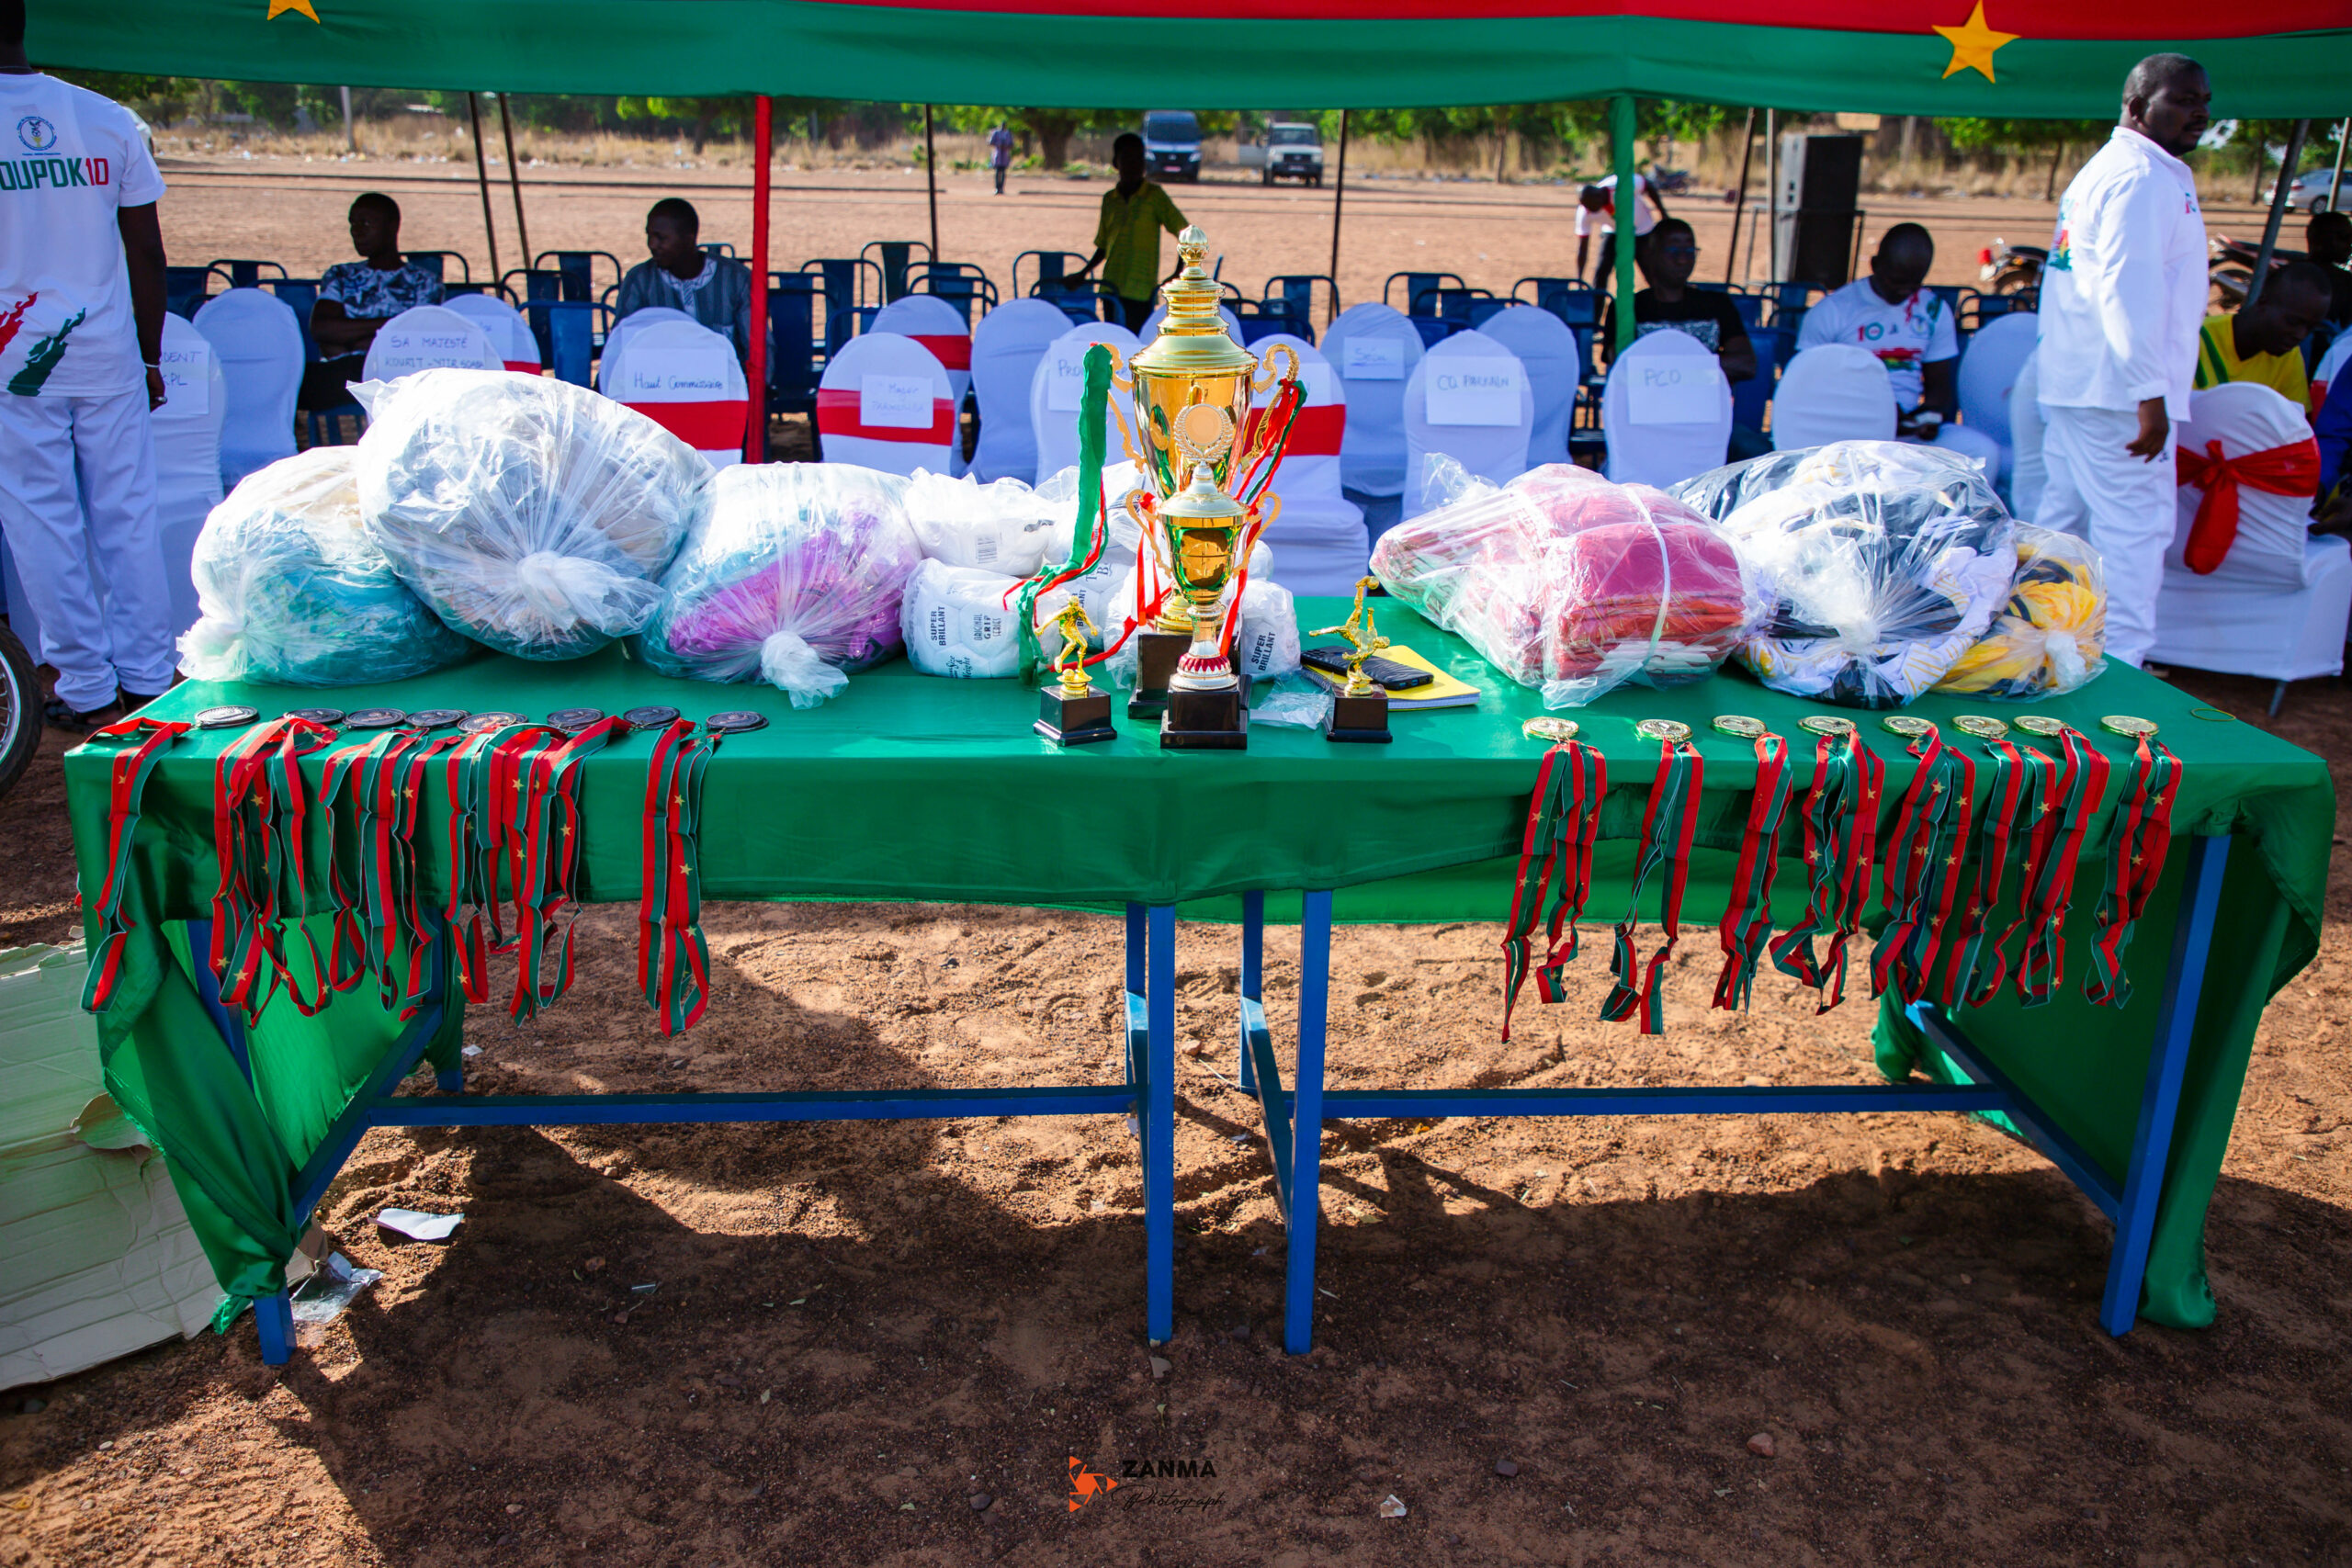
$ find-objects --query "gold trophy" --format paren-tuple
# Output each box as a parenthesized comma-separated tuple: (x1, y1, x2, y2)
(1109, 225, 1299, 749)
(1035, 602, 1115, 746)
(1310, 577, 1395, 745)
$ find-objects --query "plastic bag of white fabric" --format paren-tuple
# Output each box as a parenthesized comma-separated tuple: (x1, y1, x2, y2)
(177, 448, 473, 687)
(1232, 576, 1301, 681)
(1712, 441, 2017, 709)
(353, 369, 707, 660)
(901, 559, 1023, 678)
(902, 468, 1069, 577)
(632, 464, 923, 707)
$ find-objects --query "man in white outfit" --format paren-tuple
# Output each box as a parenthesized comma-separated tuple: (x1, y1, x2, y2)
(2034, 53, 2211, 668)
(0, 0, 177, 728)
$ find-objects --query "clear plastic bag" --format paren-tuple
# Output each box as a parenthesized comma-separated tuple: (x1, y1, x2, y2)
(177, 448, 473, 687)
(1712, 441, 2018, 709)
(1935, 524, 2108, 700)
(903, 468, 1071, 577)
(1371, 460, 1756, 706)
(353, 369, 707, 660)
(632, 464, 923, 707)
(900, 559, 1024, 678)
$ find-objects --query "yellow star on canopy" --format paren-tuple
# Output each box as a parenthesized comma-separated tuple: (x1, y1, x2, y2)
(266, 0, 321, 20)
(1933, 2, 2018, 82)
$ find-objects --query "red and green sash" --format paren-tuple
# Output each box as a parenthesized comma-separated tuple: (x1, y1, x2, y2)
(2084, 733, 2182, 1009)
(1871, 726, 1974, 1005)
(80, 716, 190, 1013)
(1599, 735, 1702, 1035)
(1769, 729, 1883, 1013)
(1498, 737, 1607, 1039)
(1712, 729, 1793, 1013)
(639, 717, 725, 1035)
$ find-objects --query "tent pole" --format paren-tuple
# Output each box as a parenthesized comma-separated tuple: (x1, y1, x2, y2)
(1329, 108, 1349, 323)
(2329, 118, 2347, 215)
(748, 95, 772, 464)
(498, 94, 530, 267)
(2245, 118, 2309, 309)
(924, 104, 940, 259)
(466, 91, 501, 279)
(1763, 107, 1777, 293)
(1725, 106, 1755, 286)
(1611, 94, 1636, 357)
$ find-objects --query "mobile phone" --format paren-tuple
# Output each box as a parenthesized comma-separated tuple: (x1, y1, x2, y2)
(1300, 645, 1434, 690)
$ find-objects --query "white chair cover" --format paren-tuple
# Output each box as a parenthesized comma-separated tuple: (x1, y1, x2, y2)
(443, 292, 543, 374)
(1245, 333, 1366, 596)
(1028, 321, 1142, 485)
(602, 305, 698, 386)
(360, 305, 503, 382)
(2312, 331, 2352, 406)
(1953, 311, 2037, 449)
(1771, 344, 1898, 450)
(2009, 346, 2049, 519)
(190, 287, 300, 489)
(1477, 304, 1582, 468)
(2154, 381, 2351, 683)
(818, 331, 957, 478)
(603, 317, 750, 469)
(1402, 328, 1532, 515)
(1322, 303, 1425, 498)
(1141, 302, 1242, 342)
(969, 299, 1070, 483)
(873, 295, 974, 476)
(1600, 327, 1731, 490)
(153, 314, 225, 643)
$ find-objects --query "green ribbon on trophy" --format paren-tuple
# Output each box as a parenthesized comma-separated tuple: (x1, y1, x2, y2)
(1010, 343, 1116, 682)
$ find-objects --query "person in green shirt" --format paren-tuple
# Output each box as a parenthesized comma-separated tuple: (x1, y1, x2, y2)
(1078, 133, 1187, 332)
(2193, 262, 2332, 413)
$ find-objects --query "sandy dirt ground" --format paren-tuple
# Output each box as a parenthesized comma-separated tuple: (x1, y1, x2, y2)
(146, 157, 2300, 316)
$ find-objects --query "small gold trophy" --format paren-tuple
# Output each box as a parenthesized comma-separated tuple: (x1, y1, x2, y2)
(1035, 601, 1115, 746)
(1108, 224, 1299, 748)
(1311, 577, 1396, 744)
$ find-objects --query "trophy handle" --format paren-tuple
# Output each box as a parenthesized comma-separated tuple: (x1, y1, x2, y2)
(1107, 344, 1133, 396)
(1109, 397, 1148, 474)
(1250, 343, 1300, 396)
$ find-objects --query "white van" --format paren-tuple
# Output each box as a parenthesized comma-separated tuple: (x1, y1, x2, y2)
(1239, 121, 1325, 187)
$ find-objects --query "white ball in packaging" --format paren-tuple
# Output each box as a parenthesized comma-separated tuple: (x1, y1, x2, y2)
(900, 558, 1024, 678)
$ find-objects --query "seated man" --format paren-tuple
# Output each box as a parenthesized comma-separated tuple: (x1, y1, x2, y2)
(299, 191, 445, 411)
(615, 197, 753, 357)
(1795, 222, 1999, 472)
(1575, 173, 1665, 297)
(2194, 261, 2333, 412)
(1608, 218, 1765, 458)
(2307, 210, 2352, 332)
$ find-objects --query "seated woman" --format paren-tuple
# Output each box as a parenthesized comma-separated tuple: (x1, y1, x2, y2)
(615, 197, 753, 358)
(1606, 218, 1764, 459)
(299, 192, 445, 410)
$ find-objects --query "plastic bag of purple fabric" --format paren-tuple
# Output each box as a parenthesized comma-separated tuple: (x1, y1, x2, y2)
(630, 463, 922, 707)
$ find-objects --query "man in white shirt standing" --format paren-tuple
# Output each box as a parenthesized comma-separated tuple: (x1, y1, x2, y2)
(0, 0, 177, 728)
(1575, 173, 1666, 296)
(2034, 53, 2211, 667)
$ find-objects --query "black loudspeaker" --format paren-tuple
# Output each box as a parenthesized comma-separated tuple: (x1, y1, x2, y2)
(1773, 134, 1866, 288)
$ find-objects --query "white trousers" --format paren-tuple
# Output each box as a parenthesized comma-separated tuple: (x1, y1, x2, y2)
(2034, 403, 2177, 669)
(0, 389, 175, 709)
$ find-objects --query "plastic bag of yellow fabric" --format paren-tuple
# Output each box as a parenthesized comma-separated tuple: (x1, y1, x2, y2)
(1934, 525, 2107, 700)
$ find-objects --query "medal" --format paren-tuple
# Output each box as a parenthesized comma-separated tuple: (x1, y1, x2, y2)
(1521, 716, 1579, 744)
(287, 707, 347, 728)
(1881, 715, 1936, 739)
(2098, 715, 2159, 739)
(1634, 718, 1691, 744)
(2013, 713, 2070, 738)
(406, 708, 469, 730)
(1800, 715, 1856, 738)
(1711, 715, 1766, 739)
(466, 711, 527, 732)
(345, 708, 407, 730)
(622, 705, 683, 730)
(195, 705, 260, 730)
(548, 706, 606, 734)
(706, 710, 770, 734)
(1952, 714, 2008, 740)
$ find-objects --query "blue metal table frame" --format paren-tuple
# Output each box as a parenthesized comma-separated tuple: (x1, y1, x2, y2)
(1234, 834, 2233, 1355)
(191, 905, 1183, 1366)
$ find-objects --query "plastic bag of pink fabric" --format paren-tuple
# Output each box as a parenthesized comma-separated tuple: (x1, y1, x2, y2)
(1370, 459, 1757, 706)
(631, 464, 922, 707)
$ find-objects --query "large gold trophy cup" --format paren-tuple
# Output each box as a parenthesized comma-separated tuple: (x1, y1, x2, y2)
(1111, 225, 1298, 750)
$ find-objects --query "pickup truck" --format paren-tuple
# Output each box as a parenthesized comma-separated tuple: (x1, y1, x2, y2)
(1238, 122, 1325, 186)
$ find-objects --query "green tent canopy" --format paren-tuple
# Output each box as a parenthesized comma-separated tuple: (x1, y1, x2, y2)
(30, 0, 2352, 116)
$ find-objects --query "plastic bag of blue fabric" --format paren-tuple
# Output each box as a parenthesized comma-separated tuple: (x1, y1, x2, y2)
(177, 448, 472, 687)
(354, 369, 707, 660)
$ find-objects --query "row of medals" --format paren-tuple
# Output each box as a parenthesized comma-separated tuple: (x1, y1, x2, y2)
(1521, 713, 2168, 746)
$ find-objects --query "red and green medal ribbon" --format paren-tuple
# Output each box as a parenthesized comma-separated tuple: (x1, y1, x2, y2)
(639, 717, 724, 1036)
(508, 716, 627, 1021)
(1712, 730, 1793, 1013)
(2013, 728, 2109, 1008)
(208, 716, 338, 1023)
(2083, 733, 2181, 1010)
(1937, 732, 2030, 1009)
(1768, 730, 1884, 1013)
(1598, 737, 1702, 1035)
(1870, 727, 1974, 1006)
(80, 716, 191, 1013)
(1498, 738, 1606, 1040)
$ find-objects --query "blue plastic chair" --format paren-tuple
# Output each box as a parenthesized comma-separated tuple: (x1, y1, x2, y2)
(862, 241, 933, 303)
(802, 258, 885, 350)
(908, 263, 999, 324)
(1385, 271, 1468, 317)
(521, 300, 611, 388)
(700, 242, 738, 259)
(206, 258, 288, 289)
(1766, 282, 1826, 332)
(532, 250, 625, 305)
(766, 278, 824, 417)
(406, 251, 472, 287)
(1731, 324, 1785, 436)
(260, 277, 325, 363)
(1263, 275, 1340, 332)
(1014, 251, 1091, 299)
(1408, 316, 1461, 347)
(165, 265, 231, 321)
(1512, 276, 1600, 333)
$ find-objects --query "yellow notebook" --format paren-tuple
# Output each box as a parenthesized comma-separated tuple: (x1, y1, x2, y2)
(1301, 642, 1480, 709)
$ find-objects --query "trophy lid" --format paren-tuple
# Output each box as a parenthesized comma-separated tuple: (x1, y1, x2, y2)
(1131, 226, 1255, 379)
(1158, 458, 1246, 523)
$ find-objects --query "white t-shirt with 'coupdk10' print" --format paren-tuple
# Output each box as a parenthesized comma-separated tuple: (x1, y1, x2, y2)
(0, 72, 167, 399)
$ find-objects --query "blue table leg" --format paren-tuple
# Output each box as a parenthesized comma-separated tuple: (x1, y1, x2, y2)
(254, 1290, 293, 1366)
(186, 919, 253, 1086)
(2099, 834, 2230, 1337)
(1284, 889, 1331, 1355)
(1238, 891, 1264, 1093)
(436, 1063, 465, 1092)
(1146, 904, 1177, 1345)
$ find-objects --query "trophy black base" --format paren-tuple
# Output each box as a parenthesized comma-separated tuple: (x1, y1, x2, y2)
(1159, 686, 1248, 750)
(1126, 629, 1189, 720)
(1324, 691, 1394, 744)
(1035, 686, 1116, 747)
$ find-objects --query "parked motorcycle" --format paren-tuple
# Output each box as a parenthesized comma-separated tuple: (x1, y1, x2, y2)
(0, 621, 39, 799)
(2207, 234, 2311, 310)
(1977, 239, 2046, 294)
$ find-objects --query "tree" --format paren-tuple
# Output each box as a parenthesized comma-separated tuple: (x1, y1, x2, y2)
(1940, 117, 2108, 198)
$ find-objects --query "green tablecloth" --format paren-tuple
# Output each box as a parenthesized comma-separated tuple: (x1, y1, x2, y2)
(66, 600, 2334, 1326)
